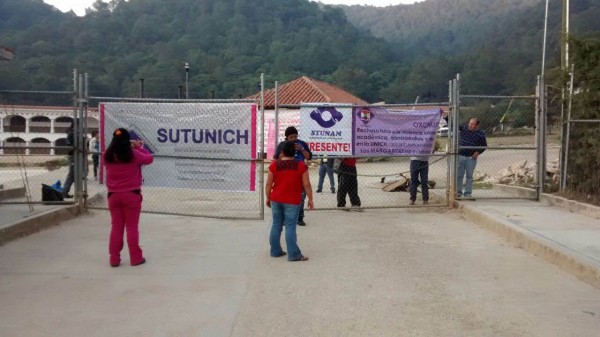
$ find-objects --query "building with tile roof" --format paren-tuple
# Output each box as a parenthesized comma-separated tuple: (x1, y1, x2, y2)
(248, 76, 368, 108)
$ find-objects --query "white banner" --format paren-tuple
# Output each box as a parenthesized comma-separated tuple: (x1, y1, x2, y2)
(299, 105, 353, 156)
(100, 102, 257, 191)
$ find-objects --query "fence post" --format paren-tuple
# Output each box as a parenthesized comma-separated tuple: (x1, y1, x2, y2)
(274, 81, 279, 151)
(72, 70, 79, 203)
(76, 73, 85, 207)
(83, 73, 90, 208)
(259, 73, 265, 220)
(535, 76, 542, 200)
(447, 79, 454, 206)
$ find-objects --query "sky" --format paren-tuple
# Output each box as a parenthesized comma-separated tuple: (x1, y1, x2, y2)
(43, 0, 421, 16)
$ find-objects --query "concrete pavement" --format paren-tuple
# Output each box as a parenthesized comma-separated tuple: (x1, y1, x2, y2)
(458, 197, 600, 288)
(1, 208, 599, 336)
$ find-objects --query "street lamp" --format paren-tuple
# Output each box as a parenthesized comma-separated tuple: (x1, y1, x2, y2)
(184, 62, 190, 99)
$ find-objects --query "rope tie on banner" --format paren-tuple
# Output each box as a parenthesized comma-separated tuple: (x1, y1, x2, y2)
(331, 154, 449, 177)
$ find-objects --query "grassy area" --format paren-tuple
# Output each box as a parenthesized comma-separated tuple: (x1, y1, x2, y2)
(473, 181, 494, 189)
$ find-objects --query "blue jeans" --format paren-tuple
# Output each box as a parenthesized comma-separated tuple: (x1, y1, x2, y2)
(409, 160, 429, 201)
(317, 163, 335, 191)
(270, 201, 302, 261)
(457, 155, 478, 196)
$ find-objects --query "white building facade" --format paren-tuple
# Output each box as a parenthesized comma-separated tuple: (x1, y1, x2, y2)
(0, 105, 99, 155)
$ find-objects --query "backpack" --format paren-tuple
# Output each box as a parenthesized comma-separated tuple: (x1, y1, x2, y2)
(42, 184, 64, 203)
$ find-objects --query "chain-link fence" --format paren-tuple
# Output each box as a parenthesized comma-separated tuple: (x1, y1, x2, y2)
(456, 96, 539, 199)
(563, 121, 600, 205)
(0, 82, 86, 211)
(269, 103, 451, 210)
(545, 88, 562, 193)
(447, 72, 547, 201)
(305, 154, 449, 210)
(88, 156, 264, 220)
(86, 96, 264, 220)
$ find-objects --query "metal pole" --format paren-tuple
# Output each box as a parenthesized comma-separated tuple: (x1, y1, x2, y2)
(83, 73, 90, 206)
(72, 69, 78, 200)
(541, 76, 547, 194)
(535, 76, 542, 200)
(566, 0, 570, 70)
(274, 81, 279, 151)
(562, 64, 575, 190)
(541, 0, 549, 77)
(139, 78, 144, 98)
(447, 79, 454, 206)
(185, 62, 190, 99)
(74, 73, 84, 204)
(259, 73, 265, 220)
(453, 75, 461, 202)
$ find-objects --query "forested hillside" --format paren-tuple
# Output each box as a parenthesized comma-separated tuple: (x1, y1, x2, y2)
(342, 0, 600, 98)
(0, 0, 599, 104)
(0, 0, 397, 102)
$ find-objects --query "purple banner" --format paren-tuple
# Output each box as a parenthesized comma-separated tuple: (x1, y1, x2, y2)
(352, 107, 442, 156)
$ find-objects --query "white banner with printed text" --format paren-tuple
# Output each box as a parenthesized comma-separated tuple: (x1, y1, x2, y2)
(99, 102, 257, 191)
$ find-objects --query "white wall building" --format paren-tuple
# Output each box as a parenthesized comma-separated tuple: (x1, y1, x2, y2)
(0, 105, 99, 155)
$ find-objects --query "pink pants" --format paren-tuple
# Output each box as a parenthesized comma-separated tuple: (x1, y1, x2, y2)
(108, 191, 144, 265)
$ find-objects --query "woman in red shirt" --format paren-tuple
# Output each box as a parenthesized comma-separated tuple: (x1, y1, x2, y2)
(103, 128, 154, 267)
(265, 141, 314, 261)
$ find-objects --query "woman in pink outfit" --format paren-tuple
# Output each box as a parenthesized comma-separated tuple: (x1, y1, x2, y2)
(103, 128, 153, 267)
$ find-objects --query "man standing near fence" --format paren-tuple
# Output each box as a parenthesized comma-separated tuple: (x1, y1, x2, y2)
(409, 155, 429, 205)
(274, 126, 313, 226)
(337, 158, 362, 211)
(316, 157, 335, 194)
(448, 113, 488, 198)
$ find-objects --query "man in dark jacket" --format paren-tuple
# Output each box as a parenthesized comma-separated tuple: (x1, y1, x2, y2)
(456, 118, 487, 198)
(274, 126, 313, 226)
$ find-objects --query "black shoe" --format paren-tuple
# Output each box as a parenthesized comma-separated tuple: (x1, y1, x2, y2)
(316, 189, 322, 193)
(63, 194, 73, 199)
(331, 189, 335, 194)
(297, 220, 306, 226)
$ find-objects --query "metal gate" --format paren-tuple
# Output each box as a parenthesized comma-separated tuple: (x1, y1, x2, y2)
(85, 74, 265, 220)
(1, 70, 88, 210)
(448, 74, 547, 202)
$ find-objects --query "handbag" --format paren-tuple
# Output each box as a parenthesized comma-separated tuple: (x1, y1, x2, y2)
(333, 158, 343, 172)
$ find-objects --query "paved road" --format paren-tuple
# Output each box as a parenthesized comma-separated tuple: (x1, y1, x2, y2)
(1, 208, 599, 336)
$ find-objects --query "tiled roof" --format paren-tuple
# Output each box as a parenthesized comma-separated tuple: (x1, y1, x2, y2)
(248, 76, 368, 108)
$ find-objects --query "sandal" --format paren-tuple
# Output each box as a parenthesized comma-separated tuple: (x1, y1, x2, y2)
(276, 252, 287, 257)
(290, 256, 309, 262)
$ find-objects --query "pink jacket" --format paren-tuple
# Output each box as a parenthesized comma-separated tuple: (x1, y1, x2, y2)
(105, 147, 154, 193)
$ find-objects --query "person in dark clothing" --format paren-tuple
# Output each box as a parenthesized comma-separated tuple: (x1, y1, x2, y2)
(273, 126, 313, 226)
(409, 155, 430, 205)
(62, 121, 76, 198)
(316, 158, 335, 193)
(337, 158, 362, 211)
(456, 118, 487, 197)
